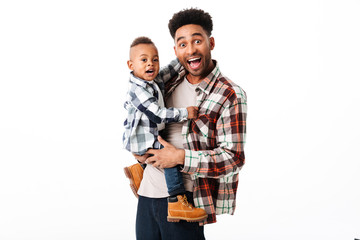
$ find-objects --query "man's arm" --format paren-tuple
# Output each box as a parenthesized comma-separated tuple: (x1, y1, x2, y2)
(183, 96, 247, 179)
(146, 93, 247, 179)
(157, 58, 182, 83)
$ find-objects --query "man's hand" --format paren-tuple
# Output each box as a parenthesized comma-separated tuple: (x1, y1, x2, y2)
(132, 153, 151, 164)
(186, 106, 198, 119)
(146, 136, 185, 168)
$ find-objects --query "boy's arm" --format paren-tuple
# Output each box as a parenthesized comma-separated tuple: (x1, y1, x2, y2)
(158, 58, 182, 83)
(130, 85, 188, 124)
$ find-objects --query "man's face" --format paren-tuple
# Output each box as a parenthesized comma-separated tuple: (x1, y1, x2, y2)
(174, 24, 215, 80)
(127, 43, 159, 81)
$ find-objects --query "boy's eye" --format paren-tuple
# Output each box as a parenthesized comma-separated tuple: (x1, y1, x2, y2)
(153, 58, 159, 62)
(141, 59, 147, 62)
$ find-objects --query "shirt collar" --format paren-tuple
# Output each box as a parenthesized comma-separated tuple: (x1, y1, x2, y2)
(197, 60, 220, 95)
(129, 72, 154, 88)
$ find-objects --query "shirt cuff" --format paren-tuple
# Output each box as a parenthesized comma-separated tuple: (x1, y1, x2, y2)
(182, 149, 200, 175)
(178, 108, 188, 121)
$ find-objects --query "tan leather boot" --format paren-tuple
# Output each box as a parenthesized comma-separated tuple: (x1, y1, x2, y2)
(167, 194, 208, 222)
(124, 163, 144, 198)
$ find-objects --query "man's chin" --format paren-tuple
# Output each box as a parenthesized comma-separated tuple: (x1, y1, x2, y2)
(186, 68, 203, 77)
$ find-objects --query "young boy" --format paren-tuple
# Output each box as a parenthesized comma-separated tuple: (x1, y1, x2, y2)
(123, 37, 207, 222)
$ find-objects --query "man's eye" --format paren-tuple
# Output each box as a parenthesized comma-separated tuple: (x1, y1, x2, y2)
(195, 40, 201, 44)
(179, 43, 186, 48)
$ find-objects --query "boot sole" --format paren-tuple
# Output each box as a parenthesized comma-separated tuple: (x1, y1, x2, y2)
(167, 214, 208, 223)
(124, 167, 139, 198)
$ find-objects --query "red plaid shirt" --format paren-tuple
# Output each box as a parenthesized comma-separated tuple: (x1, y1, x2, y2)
(165, 60, 247, 225)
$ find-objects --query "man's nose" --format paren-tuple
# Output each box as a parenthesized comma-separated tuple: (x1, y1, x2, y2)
(186, 43, 196, 55)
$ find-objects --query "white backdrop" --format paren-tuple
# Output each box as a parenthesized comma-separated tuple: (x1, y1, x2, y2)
(1, 0, 359, 239)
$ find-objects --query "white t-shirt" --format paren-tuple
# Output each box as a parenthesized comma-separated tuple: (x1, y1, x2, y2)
(137, 77, 199, 198)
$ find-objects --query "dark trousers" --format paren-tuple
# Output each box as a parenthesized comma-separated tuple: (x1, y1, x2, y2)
(164, 166, 185, 196)
(136, 192, 205, 240)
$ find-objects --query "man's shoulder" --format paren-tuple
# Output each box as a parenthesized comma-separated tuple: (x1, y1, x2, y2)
(216, 73, 247, 101)
(153, 75, 165, 89)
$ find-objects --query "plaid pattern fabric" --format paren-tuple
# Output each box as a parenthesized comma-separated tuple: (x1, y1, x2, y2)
(164, 61, 247, 225)
(123, 60, 188, 155)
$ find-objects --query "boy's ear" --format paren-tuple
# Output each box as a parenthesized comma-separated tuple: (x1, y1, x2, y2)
(127, 60, 133, 70)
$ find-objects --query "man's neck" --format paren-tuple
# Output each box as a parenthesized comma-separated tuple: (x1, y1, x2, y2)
(186, 74, 204, 85)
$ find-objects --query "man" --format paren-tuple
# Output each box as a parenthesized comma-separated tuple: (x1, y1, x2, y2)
(134, 8, 247, 240)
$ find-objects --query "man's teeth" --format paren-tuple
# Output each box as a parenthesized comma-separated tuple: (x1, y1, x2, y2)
(188, 58, 201, 62)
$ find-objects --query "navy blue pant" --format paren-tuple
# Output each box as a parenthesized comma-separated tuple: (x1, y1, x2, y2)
(136, 192, 205, 240)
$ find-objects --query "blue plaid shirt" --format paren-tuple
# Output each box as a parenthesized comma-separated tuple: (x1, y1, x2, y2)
(123, 59, 188, 155)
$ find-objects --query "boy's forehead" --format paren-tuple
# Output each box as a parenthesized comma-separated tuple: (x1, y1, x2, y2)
(129, 43, 158, 58)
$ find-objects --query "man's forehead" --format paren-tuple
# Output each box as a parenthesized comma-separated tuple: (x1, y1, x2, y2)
(175, 24, 206, 41)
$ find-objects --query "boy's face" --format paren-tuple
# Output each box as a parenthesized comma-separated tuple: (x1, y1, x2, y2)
(173, 24, 215, 80)
(128, 43, 159, 81)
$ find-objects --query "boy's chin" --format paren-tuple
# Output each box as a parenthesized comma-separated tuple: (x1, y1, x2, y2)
(143, 73, 158, 81)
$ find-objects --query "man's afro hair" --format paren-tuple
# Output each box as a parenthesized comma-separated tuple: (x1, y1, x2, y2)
(168, 8, 213, 39)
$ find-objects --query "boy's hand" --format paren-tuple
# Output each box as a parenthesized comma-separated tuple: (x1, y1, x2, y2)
(186, 106, 198, 119)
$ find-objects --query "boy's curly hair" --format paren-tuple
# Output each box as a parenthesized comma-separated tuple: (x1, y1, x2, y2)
(130, 36, 154, 48)
(168, 8, 213, 39)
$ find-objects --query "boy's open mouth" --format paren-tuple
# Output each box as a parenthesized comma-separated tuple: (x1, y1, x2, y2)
(146, 70, 155, 74)
(187, 57, 201, 70)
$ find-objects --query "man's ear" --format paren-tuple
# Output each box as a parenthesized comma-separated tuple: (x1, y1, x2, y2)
(127, 60, 133, 70)
(209, 37, 215, 50)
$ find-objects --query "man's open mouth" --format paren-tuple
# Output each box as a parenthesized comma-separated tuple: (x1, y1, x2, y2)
(187, 57, 201, 69)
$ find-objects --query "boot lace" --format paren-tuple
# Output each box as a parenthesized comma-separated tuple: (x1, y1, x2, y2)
(180, 195, 193, 209)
